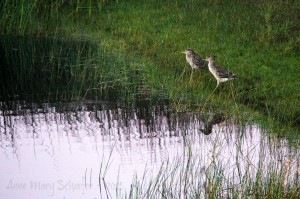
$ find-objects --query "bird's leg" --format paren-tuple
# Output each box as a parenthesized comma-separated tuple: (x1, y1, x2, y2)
(189, 69, 194, 84)
(180, 66, 187, 80)
(201, 82, 218, 113)
(201, 82, 220, 113)
(212, 82, 219, 93)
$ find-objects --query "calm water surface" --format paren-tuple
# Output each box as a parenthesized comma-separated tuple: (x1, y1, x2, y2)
(0, 100, 299, 199)
(0, 36, 299, 199)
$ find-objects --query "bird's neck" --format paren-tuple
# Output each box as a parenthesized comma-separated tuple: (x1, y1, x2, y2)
(208, 61, 215, 68)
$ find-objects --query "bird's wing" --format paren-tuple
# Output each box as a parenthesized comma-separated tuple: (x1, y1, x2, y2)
(215, 65, 236, 78)
(192, 54, 205, 67)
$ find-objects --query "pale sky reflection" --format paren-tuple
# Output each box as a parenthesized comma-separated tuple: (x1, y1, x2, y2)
(0, 101, 299, 199)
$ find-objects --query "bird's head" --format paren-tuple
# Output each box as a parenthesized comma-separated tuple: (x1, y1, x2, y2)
(204, 55, 215, 62)
(182, 48, 194, 54)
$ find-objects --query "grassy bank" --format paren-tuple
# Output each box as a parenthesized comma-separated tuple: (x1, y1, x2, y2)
(0, 35, 153, 106)
(0, 1, 299, 198)
(0, 0, 299, 133)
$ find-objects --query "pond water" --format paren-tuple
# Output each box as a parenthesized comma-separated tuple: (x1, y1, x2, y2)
(0, 100, 299, 199)
(0, 36, 299, 198)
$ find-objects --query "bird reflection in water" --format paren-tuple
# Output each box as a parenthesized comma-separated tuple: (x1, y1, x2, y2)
(200, 113, 225, 135)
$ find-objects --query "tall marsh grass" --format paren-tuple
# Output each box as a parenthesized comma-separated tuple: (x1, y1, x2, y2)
(100, 136, 300, 199)
(0, 36, 150, 103)
(0, 0, 299, 132)
(0, 2, 299, 198)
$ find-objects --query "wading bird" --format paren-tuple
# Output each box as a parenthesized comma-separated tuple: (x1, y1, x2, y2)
(204, 56, 237, 91)
(182, 48, 205, 82)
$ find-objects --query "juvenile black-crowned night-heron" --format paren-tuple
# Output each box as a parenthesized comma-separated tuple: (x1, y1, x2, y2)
(204, 56, 237, 91)
(182, 48, 205, 82)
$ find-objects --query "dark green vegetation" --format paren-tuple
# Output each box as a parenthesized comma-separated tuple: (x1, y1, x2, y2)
(1, 1, 299, 198)
(0, 36, 149, 105)
(0, 1, 299, 133)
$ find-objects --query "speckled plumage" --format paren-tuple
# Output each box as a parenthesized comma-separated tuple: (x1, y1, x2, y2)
(205, 56, 237, 87)
(182, 48, 205, 69)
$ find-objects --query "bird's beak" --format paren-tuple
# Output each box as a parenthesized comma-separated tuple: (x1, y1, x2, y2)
(203, 59, 208, 61)
(181, 52, 185, 54)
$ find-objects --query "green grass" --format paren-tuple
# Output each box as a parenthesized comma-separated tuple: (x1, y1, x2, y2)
(99, 144, 300, 199)
(1, 2, 299, 197)
(0, 35, 155, 106)
(93, 0, 300, 129)
(0, 0, 299, 135)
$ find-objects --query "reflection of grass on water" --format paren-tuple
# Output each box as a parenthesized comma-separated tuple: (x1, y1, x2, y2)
(99, 146, 299, 199)
(1, 0, 299, 194)
(0, 1, 299, 135)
